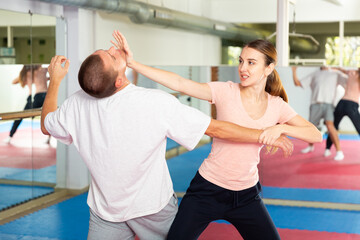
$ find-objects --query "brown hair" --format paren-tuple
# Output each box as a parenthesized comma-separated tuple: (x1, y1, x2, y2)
(78, 55, 118, 98)
(244, 39, 288, 103)
(18, 65, 41, 88)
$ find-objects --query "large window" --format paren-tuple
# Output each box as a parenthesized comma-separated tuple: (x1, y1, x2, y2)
(325, 36, 360, 67)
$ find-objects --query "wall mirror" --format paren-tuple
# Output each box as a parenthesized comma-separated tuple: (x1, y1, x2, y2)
(0, 9, 56, 211)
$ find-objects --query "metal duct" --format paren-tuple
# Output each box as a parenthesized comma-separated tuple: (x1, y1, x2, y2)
(36, 0, 319, 54)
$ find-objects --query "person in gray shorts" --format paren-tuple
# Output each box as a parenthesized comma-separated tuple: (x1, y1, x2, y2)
(292, 66, 348, 160)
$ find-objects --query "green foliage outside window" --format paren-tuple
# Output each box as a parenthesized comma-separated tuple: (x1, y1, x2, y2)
(227, 46, 242, 66)
(326, 36, 360, 67)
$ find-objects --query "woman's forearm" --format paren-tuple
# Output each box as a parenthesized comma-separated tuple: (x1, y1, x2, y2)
(281, 124, 322, 143)
(129, 60, 212, 101)
(129, 61, 182, 91)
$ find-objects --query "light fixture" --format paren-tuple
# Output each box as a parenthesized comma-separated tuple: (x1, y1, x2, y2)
(322, 0, 343, 6)
(267, 1, 319, 46)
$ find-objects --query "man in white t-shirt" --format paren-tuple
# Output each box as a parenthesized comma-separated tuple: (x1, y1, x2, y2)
(41, 46, 293, 240)
(292, 66, 348, 160)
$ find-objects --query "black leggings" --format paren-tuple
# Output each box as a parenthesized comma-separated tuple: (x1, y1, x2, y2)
(326, 99, 360, 149)
(9, 92, 46, 137)
(166, 172, 280, 240)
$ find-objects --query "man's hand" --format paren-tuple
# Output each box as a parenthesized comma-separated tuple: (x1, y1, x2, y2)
(111, 30, 134, 66)
(48, 55, 70, 85)
(263, 135, 293, 158)
(259, 124, 284, 146)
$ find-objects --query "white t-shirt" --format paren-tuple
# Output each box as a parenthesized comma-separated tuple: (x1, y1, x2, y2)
(300, 68, 348, 105)
(45, 84, 211, 222)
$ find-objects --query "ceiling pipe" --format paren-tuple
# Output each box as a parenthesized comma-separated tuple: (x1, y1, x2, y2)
(36, 0, 319, 54)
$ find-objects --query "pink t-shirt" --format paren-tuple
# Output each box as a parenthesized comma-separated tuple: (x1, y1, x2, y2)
(199, 81, 297, 191)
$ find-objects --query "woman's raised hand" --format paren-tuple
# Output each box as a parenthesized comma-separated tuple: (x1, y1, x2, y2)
(111, 30, 134, 66)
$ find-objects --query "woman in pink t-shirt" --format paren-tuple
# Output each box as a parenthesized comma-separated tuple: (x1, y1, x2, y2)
(113, 32, 321, 240)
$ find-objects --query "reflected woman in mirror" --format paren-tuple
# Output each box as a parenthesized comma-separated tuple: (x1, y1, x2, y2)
(112, 31, 322, 240)
(4, 65, 49, 144)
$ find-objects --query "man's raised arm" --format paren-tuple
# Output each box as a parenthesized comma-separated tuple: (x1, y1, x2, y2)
(41, 55, 69, 135)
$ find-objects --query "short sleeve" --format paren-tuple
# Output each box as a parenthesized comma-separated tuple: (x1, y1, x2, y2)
(44, 100, 73, 145)
(277, 98, 298, 124)
(207, 82, 217, 104)
(165, 95, 211, 151)
(207, 81, 234, 104)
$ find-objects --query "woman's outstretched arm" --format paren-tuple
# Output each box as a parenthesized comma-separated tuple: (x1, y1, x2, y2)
(111, 30, 212, 101)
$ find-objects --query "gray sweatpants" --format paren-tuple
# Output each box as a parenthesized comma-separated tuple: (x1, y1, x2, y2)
(87, 194, 178, 240)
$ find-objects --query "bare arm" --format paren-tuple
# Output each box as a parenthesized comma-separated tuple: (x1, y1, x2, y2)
(129, 61, 212, 101)
(111, 30, 212, 101)
(206, 119, 294, 157)
(281, 115, 322, 143)
(12, 77, 20, 84)
(41, 55, 70, 135)
(291, 66, 302, 87)
(259, 115, 322, 145)
(332, 67, 348, 74)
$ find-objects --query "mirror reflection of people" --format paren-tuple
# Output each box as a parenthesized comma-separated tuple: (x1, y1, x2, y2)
(113, 30, 322, 240)
(325, 69, 360, 160)
(292, 66, 348, 160)
(4, 65, 49, 144)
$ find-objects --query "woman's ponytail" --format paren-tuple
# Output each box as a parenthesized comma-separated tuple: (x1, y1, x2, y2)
(265, 69, 288, 103)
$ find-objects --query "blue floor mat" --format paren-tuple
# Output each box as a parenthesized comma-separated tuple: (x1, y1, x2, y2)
(0, 120, 38, 133)
(2, 140, 360, 238)
(269, 205, 360, 234)
(166, 138, 180, 151)
(323, 133, 360, 140)
(167, 143, 211, 192)
(0, 166, 56, 183)
(0, 184, 54, 210)
(0, 193, 89, 240)
(2, 192, 360, 239)
(263, 186, 360, 204)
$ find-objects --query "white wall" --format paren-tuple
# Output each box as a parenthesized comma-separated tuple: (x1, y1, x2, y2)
(0, 0, 63, 18)
(209, 0, 360, 23)
(91, 12, 221, 66)
(0, 9, 56, 26)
